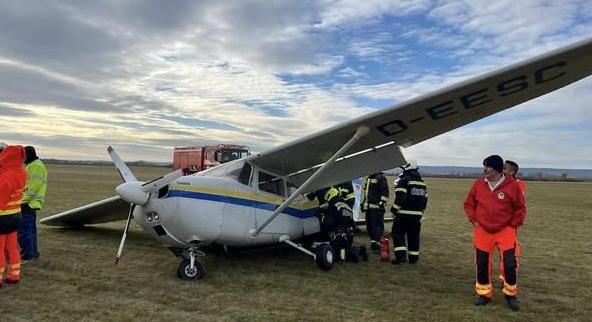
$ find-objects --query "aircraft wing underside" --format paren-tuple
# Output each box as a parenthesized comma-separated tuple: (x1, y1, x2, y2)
(289, 143, 406, 194)
(247, 39, 592, 186)
(40, 196, 129, 226)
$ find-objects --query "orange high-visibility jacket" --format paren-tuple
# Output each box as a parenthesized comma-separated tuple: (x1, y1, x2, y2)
(0, 146, 27, 215)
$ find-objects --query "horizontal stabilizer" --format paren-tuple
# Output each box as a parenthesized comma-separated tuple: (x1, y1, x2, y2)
(40, 196, 130, 227)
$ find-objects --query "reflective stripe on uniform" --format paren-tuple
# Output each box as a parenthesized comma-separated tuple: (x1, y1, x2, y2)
(0, 208, 21, 215)
(392, 204, 401, 210)
(394, 188, 407, 193)
(475, 283, 493, 296)
(367, 204, 381, 209)
(502, 282, 518, 296)
(398, 209, 423, 215)
(408, 181, 426, 186)
(394, 246, 407, 252)
(408, 251, 420, 256)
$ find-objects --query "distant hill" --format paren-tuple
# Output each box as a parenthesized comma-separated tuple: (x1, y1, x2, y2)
(43, 159, 592, 181)
(386, 166, 592, 181)
(43, 159, 172, 167)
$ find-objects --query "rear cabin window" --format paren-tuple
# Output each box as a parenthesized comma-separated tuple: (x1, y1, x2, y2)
(258, 171, 285, 196)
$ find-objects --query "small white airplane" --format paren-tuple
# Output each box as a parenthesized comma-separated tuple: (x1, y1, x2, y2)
(41, 38, 592, 280)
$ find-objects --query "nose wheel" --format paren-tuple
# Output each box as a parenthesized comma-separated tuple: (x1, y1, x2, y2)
(177, 248, 205, 281)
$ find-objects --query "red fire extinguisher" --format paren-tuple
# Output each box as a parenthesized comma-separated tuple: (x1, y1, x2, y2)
(380, 235, 390, 262)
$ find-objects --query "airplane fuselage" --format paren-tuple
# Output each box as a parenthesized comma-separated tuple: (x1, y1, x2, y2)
(134, 176, 321, 248)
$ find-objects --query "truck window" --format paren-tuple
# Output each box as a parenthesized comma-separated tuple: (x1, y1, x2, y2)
(258, 171, 285, 196)
(221, 150, 247, 163)
(238, 163, 252, 185)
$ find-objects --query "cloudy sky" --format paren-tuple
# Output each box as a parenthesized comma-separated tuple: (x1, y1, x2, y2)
(1, 0, 591, 168)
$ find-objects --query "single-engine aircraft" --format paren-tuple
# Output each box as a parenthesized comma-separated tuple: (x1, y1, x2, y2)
(41, 38, 592, 280)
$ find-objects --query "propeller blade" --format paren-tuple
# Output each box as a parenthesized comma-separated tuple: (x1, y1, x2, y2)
(107, 146, 137, 183)
(115, 204, 135, 265)
(141, 169, 183, 193)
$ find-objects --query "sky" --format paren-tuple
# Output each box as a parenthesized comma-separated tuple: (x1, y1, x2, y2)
(0, 0, 591, 169)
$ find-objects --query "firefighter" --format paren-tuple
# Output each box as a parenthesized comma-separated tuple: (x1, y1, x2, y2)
(18, 146, 48, 260)
(390, 160, 428, 264)
(0, 145, 28, 286)
(323, 186, 363, 262)
(362, 172, 389, 251)
(464, 155, 526, 311)
(337, 181, 356, 209)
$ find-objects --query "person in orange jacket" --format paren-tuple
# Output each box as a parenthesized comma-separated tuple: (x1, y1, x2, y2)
(0, 144, 27, 287)
(463, 155, 526, 311)
(504, 160, 526, 195)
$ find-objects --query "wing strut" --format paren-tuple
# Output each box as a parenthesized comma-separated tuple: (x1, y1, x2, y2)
(249, 126, 370, 238)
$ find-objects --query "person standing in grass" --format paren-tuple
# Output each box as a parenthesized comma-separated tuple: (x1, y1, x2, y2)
(18, 146, 48, 261)
(463, 155, 526, 311)
(0, 144, 27, 286)
(504, 160, 526, 195)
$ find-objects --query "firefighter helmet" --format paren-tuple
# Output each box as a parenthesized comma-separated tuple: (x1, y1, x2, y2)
(401, 160, 419, 171)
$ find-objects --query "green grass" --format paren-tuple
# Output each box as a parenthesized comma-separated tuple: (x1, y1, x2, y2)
(2, 164, 591, 321)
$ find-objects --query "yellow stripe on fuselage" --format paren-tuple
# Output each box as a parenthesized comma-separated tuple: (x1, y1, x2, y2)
(169, 184, 318, 210)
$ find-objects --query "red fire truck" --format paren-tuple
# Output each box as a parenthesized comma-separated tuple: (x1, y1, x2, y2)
(173, 144, 250, 174)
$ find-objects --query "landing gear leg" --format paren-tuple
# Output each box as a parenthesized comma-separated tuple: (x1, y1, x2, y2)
(177, 247, 205, 281)
(280, 236, 335, 271)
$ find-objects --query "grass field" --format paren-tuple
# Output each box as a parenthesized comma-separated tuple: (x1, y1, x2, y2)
(1, 164, 591, 322)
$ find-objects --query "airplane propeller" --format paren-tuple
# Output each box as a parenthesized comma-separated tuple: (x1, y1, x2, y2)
(107, 146, 183, 265)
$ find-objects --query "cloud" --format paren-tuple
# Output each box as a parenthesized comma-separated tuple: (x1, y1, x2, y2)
(0, 0, 590, 168)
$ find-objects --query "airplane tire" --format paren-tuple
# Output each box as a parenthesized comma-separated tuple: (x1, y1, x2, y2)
(177, 259, 204, 281)
(315, 244, 335, 271)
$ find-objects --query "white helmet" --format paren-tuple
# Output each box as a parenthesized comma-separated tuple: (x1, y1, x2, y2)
(401, 160, 419, 171)
(0, 141, 7, 151)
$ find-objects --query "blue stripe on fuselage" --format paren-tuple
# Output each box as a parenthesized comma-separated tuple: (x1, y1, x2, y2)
(166, 190, 317, 219)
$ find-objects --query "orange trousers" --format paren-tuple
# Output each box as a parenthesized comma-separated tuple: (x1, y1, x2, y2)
(473, 225, 519, 298)
(0, 231, 22, 283)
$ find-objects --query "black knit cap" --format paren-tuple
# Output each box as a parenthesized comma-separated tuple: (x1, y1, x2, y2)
(483, 155, 503, 173)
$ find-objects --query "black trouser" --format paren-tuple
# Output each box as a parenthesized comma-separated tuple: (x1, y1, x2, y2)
(391, 214, 421, 262)
(365, 208, 384, 242)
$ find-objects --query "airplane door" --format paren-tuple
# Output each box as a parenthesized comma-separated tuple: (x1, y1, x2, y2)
(219, 164, 257, 245)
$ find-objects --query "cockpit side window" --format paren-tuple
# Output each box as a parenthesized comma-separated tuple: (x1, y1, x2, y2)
(258, 170, 285, 196)
(238, 162, 252, 185)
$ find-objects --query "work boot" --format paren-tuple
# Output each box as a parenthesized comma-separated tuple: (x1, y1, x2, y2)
(408, 255, 419, 264)
(474, 296, 491, 306)
(359, 246, 368, 261)
(391, 257, 406, 265)
(505, 295, 520, 311)
(5, 278, 20, 285)
(370, 241, 379, 251)
(346, 247, 360, 263)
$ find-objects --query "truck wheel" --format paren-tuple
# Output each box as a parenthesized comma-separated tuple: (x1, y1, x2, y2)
(315, 244, 335, 271)
(177, 259, 204, 280)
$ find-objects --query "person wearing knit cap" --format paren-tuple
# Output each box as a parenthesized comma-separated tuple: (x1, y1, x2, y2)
(463, 155, 526, 311)
(18, 146, 47, 261)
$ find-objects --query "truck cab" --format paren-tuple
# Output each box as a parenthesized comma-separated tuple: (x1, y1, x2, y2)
(173, 144, 250, 174)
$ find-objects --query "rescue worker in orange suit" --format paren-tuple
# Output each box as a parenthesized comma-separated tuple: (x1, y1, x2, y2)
(390, 161, 428, 264)
(464, 155, 526, 311)
(498, 160, 526, 287)
(362, 172, 389, 251)
(504, 160, 526, 195)
(0, 144, 27, 287)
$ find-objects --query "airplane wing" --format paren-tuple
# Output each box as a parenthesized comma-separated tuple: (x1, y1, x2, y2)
(248, 38, 592, 190)
(40, 196, 130, 226)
